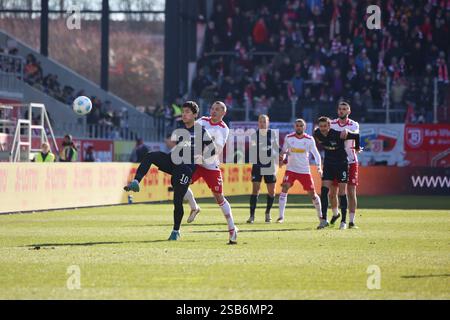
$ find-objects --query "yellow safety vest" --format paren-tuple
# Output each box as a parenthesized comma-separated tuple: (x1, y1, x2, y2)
(35, 152, 55, 163)
(60, 146, 78, 162)
(172, 104, 182, 117)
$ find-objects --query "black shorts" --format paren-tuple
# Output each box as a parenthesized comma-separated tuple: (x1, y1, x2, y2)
(149, 152, 194, 184)
(322, 163, 348, 183)
(171, 164, 194, 187)
(251, 165, 277, 184)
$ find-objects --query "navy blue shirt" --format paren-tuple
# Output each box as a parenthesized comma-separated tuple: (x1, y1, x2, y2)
(171, 123, 215, 171)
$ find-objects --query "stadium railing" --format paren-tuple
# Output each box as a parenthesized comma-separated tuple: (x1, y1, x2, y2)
(54, 116, 167, 142)
(0, 52, 24, 99)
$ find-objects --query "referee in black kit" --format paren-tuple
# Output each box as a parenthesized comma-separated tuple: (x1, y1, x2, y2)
(247, 114, 280, 224)
(313, 116, 361, 230)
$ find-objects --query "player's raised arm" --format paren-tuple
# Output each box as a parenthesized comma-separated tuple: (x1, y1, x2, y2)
(279, 136, 289, 165)
(340, 129, 361, 150)
(199, 127, 216, 164)
(309, 138, 322, 170)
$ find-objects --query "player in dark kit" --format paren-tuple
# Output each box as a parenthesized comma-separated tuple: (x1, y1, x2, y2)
(313, 117, 360, 230)
(124, 101, 215, 241)
(247, 115, 280, 224)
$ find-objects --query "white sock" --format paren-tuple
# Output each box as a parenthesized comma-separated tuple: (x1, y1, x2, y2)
(350, 212, 356, 223)
(219, 199, 235, 230)
(312, 195, 322, 220)
(279, 193, 288, 219)
(332, 207, 339, 217)
(183, 188, 198, 210)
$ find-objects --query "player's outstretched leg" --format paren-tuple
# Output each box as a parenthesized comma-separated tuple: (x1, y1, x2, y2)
(329, 185, 341, 225)
(216, 194, 238, 244)
(308, 191, 322, 221)
(124, 152, 172, 192)
(339, 194, 348, 230)
(318, 186, 330, 229)
(278, 182, 291, 223)
(277, 192, 287, 223)
(248, 194, 258, 224)
(265, 182, 276, 223)
(248, 181, 260, 224)
(185, 188, 201, 223)
(337, 182, 348, 230)
(348, 184, 359, 229)
(168, 166, 192, 241)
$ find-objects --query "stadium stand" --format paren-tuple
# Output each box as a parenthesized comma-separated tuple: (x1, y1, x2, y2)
(192, 0, 449, 123)
(0, 30, 165, 141)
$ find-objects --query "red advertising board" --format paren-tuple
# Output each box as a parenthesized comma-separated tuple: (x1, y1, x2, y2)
(405, 124, 450, 152)
(2, 134, 114, 162)
(46, 138, 114, 162)
(404, 124, 450, 167)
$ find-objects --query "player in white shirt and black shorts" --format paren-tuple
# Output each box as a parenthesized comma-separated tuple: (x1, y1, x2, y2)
(329, 101, 360, 229)
(278, 119, 323, 225)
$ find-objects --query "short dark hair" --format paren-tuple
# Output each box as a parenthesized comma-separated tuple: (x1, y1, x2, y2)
(318, 116, 331, 124)
(338, 101, 351, 109)
(182, 101, 199, 115)
(295, 118, 306, 126)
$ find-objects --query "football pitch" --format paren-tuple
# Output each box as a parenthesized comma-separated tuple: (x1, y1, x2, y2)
(0, 195, 449, 300)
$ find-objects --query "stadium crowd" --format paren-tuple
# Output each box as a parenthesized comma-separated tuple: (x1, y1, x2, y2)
(1, 1, 449, 128)
(192, 0, 450, 123)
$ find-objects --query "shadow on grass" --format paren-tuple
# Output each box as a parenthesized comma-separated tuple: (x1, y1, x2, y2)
(130, 223, 230, 228)
(217, 196, 450, 210)
(192, 228, 309, 233)
(231, 205, 311, 210)
(23, 239, 196, 248)
(401, 274, 450, 279)
(137, 195, 450, 210)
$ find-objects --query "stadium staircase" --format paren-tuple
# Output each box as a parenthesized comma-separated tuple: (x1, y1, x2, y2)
(0, 29, 161, 142)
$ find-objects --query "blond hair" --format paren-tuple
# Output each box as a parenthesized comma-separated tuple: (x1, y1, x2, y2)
(213, 101, 227, 113)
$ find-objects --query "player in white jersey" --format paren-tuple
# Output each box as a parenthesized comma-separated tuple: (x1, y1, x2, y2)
(329, 101, 360, 229)
(183, 101, 238, 244)
(278, 119, 323, 224)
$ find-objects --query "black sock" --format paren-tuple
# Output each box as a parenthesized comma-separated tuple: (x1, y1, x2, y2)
(339, 194, 348, 223)
(266, 195, 275, 214)
(250, 195, 258, 216)
(172, 178, 189, 231)
(320, 187, 329, 220)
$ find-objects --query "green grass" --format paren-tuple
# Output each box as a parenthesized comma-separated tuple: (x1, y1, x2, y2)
(0, 195, 449, 300)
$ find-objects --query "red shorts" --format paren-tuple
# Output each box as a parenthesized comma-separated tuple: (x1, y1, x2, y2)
(332, 163, 359, 186)
(283, 171, 315, 191)
(191, 165, 223, 194)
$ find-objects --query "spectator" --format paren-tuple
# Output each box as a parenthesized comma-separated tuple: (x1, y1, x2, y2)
(84, 146, 96, 162)
(189, 0, 449, 123)
(129, 138, 150, 163)
(253, 18, 269, 50)
(291, 70, 304, 98)
(308, 59, 326, 82)
(59, 134, 78, 162)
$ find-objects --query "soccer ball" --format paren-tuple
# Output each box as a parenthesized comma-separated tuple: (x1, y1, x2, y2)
(73, 96, 92, 115)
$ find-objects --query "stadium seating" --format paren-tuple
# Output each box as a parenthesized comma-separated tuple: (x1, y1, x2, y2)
(192, 0, 449, 123)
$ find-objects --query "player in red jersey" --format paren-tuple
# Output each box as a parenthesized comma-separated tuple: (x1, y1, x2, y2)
(183, 101, 238, 244)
